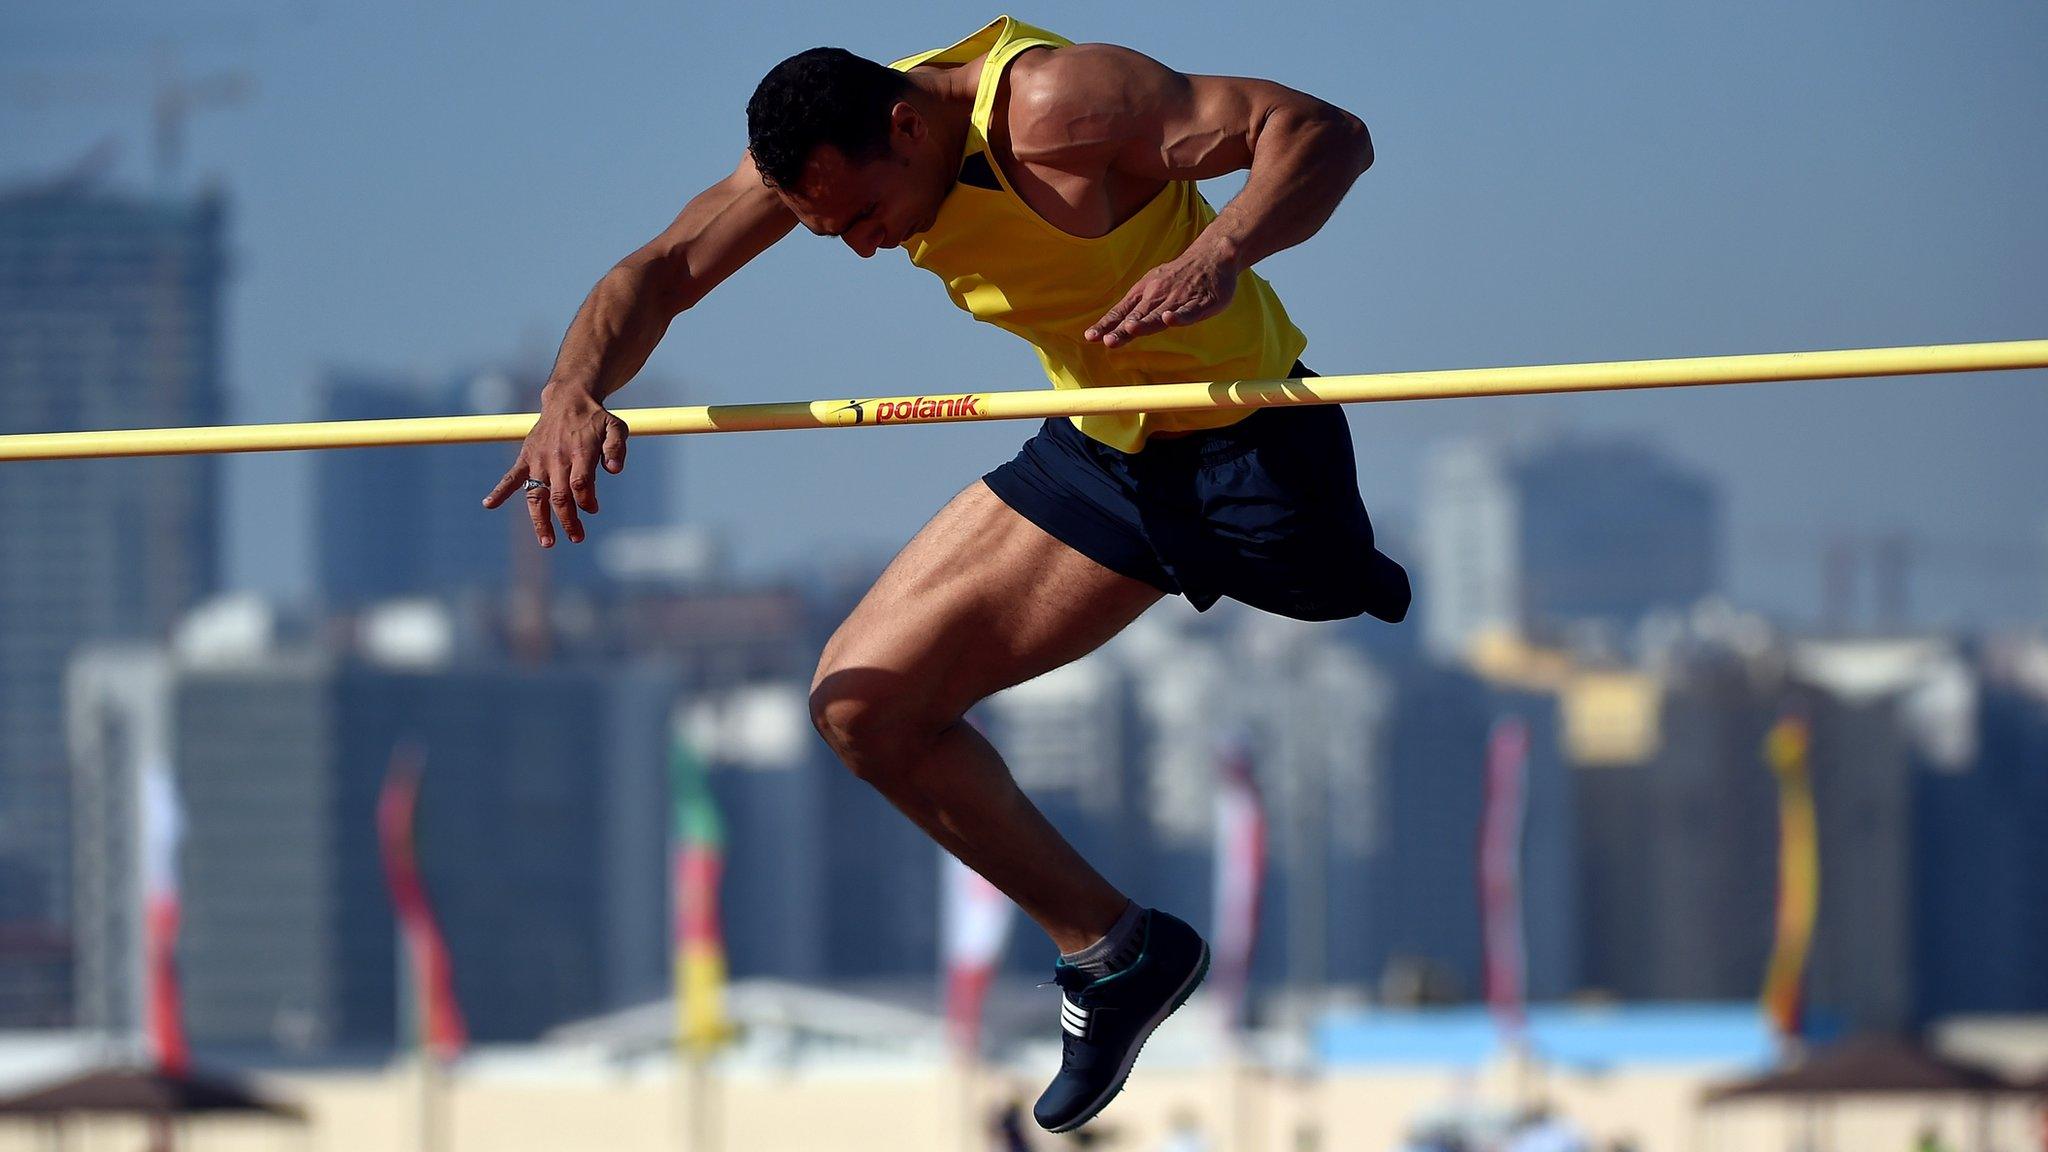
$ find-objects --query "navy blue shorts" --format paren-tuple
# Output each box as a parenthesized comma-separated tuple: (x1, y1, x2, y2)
(983, 366, 1411, 623)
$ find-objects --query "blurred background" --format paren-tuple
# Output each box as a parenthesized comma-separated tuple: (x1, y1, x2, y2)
(1, 2, 2045, 1150)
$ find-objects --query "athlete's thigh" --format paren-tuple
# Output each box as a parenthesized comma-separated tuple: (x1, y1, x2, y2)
(815, 479, 1163, 716)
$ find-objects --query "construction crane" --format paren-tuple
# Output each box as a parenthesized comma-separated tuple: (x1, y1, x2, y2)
(151, 48, 253, 187)
(3, 44, 252, 188)
(1741, 525, 2044, 633)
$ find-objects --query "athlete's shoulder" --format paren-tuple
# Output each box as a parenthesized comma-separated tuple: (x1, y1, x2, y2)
(1004, 43, 1178, 166)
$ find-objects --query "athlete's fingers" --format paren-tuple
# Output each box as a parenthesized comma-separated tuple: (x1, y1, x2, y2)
(1157, 292, 1220, 327)
(1087, 282, 1151, 342)
(568, 450, 600, 516)
(1087, 305, 1132, 342)
(1103, 282, 1179, 346)
(1119, 307, 1162, 334)
(1122, 315, 1171, 342)
(1141, 289, 1201, 325)
(525, 483, 555, 548)
(1112, 289, 1180, 341)
(549, 460, 584, 544)
(601, 415, 629, 474)
(483, 459, 530, 509)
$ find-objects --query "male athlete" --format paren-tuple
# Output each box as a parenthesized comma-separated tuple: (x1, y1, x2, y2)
(482, 17, 1409, 1131)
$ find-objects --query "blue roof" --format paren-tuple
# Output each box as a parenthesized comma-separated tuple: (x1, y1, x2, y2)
(1316, 1004, 1774, 1069)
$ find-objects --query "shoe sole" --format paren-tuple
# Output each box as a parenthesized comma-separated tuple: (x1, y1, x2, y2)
(1044, 941, 1212, 1134)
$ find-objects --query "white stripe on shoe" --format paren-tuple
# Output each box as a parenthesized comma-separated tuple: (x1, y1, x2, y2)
(1060, 997, 1089, 1037)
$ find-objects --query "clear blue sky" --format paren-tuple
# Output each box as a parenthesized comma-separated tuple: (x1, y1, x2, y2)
(5, 0, 2045, 625)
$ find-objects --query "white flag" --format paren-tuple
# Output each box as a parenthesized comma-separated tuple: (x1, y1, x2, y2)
(1212, 742, 1268, 1035)
(940, 852, 1014, 1058)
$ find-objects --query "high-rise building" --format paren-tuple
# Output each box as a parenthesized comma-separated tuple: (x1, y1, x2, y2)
(66, 645, 174, 1039)
(602, 585, 819, 687)
(1571, 638, 1934, 1030)
(1593, 650, 1781, 1004)
(0, 184, 226, 1026)
(1420, 438, 1720, 657)
(1910, 644, 2048, 1021)
(1121, 609, 1577, 1003)
(313, 368, 675, 606)
(685, 683, 941, 982)
(1348, 667, 1575, 1004)
(1799, 683, 1917, 1032)
(69, 631, 677, 1055)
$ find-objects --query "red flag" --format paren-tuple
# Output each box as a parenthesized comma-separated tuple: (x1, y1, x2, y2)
(377, 743, 466, 1060)
(940, 852, 1014, 1059)
(1211, 742, 1268, 1036)
(140, 759, 189, 1076)
(1479, 717, 1531, 1041)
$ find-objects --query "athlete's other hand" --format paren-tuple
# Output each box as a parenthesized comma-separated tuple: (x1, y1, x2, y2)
(1085, 247, 1238, 349)
(482, 384, 629, 548)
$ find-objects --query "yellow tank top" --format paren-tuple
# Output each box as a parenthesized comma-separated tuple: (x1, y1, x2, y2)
(890, 17, 1308, 452)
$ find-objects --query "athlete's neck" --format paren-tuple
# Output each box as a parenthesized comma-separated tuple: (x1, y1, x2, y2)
(902, 59, 981, 164)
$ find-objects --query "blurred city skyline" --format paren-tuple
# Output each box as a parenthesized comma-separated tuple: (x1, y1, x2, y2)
(6, 12, 2048, 1148)
(3, 0, 2044, 628)
(9, 168, 2044, 1063)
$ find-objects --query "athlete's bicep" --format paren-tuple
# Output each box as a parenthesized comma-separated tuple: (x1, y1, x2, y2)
(622, 152, 799, 311)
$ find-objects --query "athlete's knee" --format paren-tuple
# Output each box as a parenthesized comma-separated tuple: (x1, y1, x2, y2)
(807, 677, 889, 764)
(807, 670, 948, 784)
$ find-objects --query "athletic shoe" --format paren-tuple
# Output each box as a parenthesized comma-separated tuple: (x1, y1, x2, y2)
(1033, 908, 1210, 1133)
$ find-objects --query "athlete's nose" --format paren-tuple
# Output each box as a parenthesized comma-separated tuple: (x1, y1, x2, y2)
(845, 221, 885, 259)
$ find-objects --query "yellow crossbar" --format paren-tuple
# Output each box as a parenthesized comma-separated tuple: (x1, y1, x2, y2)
(1, 339, 2042, 462)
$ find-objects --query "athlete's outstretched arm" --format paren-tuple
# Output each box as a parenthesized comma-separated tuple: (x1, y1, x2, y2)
(484, 153, 797, 546)
(1016, 44, 1371, 349)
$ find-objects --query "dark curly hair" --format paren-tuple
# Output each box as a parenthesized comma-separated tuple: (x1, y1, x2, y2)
(747, 47, 911, 190)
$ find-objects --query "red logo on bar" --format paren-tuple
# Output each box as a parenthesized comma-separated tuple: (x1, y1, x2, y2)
(873, 396, 981, 423)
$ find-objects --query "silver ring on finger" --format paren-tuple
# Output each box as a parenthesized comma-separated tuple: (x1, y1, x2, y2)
(522, 478, 547, 492)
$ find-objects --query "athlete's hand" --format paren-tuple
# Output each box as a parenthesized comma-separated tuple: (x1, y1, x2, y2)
(1085, 247, 1239, 349)
(482, 384, 629, 548)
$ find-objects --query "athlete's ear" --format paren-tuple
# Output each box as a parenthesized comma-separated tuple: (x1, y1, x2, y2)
(890, 100, 926, 148)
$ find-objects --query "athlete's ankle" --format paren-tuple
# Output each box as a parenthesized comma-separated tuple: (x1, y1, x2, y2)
(1058, 901, 1145, 979)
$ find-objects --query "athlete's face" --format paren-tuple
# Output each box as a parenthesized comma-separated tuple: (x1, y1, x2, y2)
(775, 105, 953, 259)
